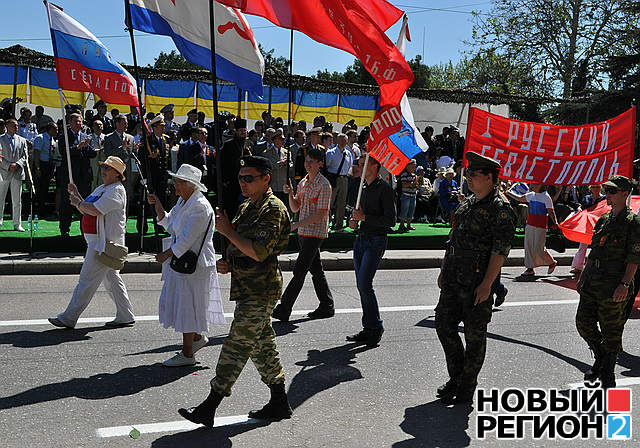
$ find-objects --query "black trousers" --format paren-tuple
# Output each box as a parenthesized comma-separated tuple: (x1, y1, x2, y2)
(279, 236, 334, 312)
(36, 162, 54, 213)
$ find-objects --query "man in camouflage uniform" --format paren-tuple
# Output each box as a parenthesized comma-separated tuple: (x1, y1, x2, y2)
(179, 156, 292, 427)
(576, 175, 640, 389)
(435, 151, 515, 405)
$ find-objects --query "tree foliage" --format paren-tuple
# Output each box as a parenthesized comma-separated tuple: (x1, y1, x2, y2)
(150, 50, 201, 70)
(469, 0, 630, 99)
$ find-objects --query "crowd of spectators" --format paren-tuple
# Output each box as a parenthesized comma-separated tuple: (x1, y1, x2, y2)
(0, 101, 617, 242)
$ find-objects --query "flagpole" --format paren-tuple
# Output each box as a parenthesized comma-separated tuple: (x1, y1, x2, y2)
(208, 1, 224, 211)
(44, 1, 73, 185)
(355, 151, 370, 210)
(124, 0, 150, 253)
(11, 63, 18, 118)
(286, 28, 294, 183)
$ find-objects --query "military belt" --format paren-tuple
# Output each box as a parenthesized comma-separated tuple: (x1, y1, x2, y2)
(447, 247, 489, 258)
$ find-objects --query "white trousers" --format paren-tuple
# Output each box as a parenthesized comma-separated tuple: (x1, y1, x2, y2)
(58, 246, 135, 327)
(571, 243, 589, 270)
(0, 175, 22, 225)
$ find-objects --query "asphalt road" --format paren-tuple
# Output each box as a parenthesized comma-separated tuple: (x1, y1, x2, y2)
(1, 267, 639, 447)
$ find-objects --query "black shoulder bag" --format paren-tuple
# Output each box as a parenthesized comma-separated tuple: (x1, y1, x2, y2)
(169, 215, 213, 274)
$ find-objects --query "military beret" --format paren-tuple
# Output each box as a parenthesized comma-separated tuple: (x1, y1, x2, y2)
(94, 100, 107, 109)
(160, 104, 175, 114)
(602, 175, 634, 192)
(235, 118, 247, 129)
(240, 155, 272, 172)
(466, 151, 501, 172)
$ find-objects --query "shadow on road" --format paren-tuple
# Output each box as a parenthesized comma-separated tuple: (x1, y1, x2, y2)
(0, 363, 208, 410)
(618, 350, 640, 377)
(416, 318, 591, 375)
(288, 342, 373, 411)
(393, 400, 473, 448)
(151, 420, 270, 448)
(0, 325, 122, 348)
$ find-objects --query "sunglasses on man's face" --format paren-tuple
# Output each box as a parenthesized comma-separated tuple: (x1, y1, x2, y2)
(238, 174, 265, 183)
(465, 169, 487, 178)
(604, 186, 619, 195)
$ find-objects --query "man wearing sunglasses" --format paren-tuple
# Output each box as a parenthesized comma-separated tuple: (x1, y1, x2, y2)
(576, 175, 640, 389)
(179, 155, 294, 427)
(435, 151, 515, 405)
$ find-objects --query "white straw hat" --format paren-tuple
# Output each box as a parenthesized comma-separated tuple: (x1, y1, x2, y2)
(167, 164, 207, 192)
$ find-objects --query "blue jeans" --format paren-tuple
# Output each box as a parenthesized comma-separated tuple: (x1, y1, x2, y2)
(399, 193, 416, 220)
(353, 235, 387, 331)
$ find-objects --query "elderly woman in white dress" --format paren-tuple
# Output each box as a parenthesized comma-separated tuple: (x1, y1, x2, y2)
(148, 164, 225, 367)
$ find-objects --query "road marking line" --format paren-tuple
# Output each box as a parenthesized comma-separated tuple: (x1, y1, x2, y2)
(567, 377, 640, 389)
(95, 415, 255, 438)
(0, 299, 579, 327)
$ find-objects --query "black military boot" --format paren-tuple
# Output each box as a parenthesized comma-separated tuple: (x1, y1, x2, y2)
(599, 351, 618, 389)
(494, 284, 508, 307)
(248, 382, 293, 420)
(178, 388, 224, 428)
(436, 378, 457, 398)
(583, 342, 603, 384)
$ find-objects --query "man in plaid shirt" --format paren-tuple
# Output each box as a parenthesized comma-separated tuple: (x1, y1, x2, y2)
(273, 148, 335, 321)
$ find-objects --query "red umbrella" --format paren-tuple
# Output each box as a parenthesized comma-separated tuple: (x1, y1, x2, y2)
(559, 196, 640, 244)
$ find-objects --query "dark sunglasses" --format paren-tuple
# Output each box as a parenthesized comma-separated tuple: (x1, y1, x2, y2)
(603, 186, 619, 195)
(464, 169, 487, 178)
(238, 174, 266, 183)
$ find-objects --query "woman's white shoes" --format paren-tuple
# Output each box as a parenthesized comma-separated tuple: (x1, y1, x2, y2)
(192, 336, 209, 354)
(163, 352, 196, 367)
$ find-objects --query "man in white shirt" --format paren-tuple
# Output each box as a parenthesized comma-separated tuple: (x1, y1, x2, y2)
(0, 118, 28, 231)
(325, 133, 353, 231)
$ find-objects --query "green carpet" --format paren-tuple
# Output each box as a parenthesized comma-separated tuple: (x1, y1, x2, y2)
(0, 216, 535, 253)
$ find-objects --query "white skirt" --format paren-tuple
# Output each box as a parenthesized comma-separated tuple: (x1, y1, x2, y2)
(159, 265, 226, 333)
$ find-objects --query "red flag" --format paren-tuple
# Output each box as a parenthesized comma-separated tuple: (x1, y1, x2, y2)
(559, 196, 640, 244)
(217, 0, 413, 107)
(463, 107, 636, 185)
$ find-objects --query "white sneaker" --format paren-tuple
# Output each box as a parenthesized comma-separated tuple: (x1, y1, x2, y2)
(162, 352, 196, 367)
(14, 225, 25, 232)
(192, 335, 209, 354)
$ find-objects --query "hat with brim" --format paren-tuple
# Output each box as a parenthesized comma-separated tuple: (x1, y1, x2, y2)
(99, 156, 126, 181)
(167, 164, 207, 192)
(466, 151, 501, 172)
(160, 104, 175, 114)
(149, 114, 165, 127)
(602, 175, 634, 192)
(309, 127, 323, 135)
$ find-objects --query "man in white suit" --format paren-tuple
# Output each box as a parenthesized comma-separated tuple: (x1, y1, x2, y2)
(0, 118, 28, 231)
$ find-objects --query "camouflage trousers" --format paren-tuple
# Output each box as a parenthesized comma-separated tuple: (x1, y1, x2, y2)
(576, 288, 631, 354)
(211, 295, 285, 396)
(435, 282, 494, 393)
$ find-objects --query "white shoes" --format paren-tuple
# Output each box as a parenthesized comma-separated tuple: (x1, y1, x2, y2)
(14, 225, 25, 232)
(163, 352, 196, 367)
(192, 335, 209, 354)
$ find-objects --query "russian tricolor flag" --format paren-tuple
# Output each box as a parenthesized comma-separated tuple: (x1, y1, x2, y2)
(45, 2, 139, 107)
(368, 16, 428, 175)
(128, 0, 264, 96)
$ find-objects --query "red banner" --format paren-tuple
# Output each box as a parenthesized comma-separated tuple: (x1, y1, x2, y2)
(216, 0, 413, 107)
(463, 107, 636, 185)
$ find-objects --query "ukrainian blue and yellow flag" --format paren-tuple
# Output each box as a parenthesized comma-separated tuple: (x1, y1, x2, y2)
(30, 67, 84, 108)
(0, 65, 27, 102)
(197, 82, 243, 117)
(292, 90, 338, 122)
(248, 86, 289, 121)
(146, 79, 195, 116)
(338, 94, 378, 126)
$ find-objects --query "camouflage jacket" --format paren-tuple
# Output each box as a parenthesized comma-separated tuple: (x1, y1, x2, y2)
(584, 207, 640, 287)
(442, 187, 515, 284)
(229, 189, 291, 301)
